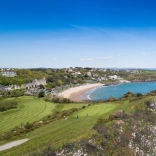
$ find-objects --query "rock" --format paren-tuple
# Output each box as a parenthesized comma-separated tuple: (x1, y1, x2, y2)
(113, 110, 124, 118)
(146, 99, 156, 111)
(109, 110, 124, 120)
(38, 121, 43, 124)
(115, 120, 124, 125)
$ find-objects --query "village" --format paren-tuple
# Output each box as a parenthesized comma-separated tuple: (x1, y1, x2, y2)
(0, 67, 135, 97)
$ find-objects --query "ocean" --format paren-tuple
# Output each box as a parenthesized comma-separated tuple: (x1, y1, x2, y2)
(85, 82, 156, 101)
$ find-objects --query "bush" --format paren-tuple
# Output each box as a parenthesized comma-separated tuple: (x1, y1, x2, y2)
(38, 90, 45, 98)
(136, 93, 142, 97)
(0, 101, 18, 112)
(82, 106, 86, 109)
(9, 90, 24, 97)
(106, 96, 117, 102)
(45, 94, 72, 103)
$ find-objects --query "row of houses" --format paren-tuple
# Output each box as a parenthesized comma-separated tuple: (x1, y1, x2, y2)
(65, 68, 124, 81)
(1, 71, 17, 77)
(0, 68, 17, 77)
(92, 75, 123, 82)
(0, 78, 46, 91)
(0, 85, 12, 91)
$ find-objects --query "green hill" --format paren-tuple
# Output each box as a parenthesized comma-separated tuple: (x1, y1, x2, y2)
(0, 96, 152, 156)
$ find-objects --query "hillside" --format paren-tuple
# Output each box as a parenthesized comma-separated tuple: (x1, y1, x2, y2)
(0, 97, 86, 135)
(0, 95, 155, 155)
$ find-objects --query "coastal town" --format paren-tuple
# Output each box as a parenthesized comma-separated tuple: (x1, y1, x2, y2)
(1, 67, 156, 156)
(1, 0, 156, 155)
(0, 67, 142, 97)
(1, 67, 156, 102)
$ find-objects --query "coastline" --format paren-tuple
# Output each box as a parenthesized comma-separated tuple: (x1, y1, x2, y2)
(58, 83, 104, 102)
(57, 80, 156, 102)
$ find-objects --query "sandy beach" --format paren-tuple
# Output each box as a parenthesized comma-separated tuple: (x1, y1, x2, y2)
(58, 83, 104, 102)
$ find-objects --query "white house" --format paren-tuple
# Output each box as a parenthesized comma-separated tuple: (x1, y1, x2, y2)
(86, 72, 92, 76)
(1, 71, 17, 77)
(4, 86, 12, 91)
(108, 75, 121, 80)
(68, 69, 73, 72)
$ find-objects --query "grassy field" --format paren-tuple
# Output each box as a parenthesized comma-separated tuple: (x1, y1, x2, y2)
(0, 96, 87, 135)
(0, 96, 150, 156)
(0, 96, 56, 134)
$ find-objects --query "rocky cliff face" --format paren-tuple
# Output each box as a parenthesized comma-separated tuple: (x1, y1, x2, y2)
(146, 98, 156, 111)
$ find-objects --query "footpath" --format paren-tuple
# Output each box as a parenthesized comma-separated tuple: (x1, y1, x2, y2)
(0, 139, 29, 151)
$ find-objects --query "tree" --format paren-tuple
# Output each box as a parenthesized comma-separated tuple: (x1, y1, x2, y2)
(136, 93, 142, 97)
(38, 90, 45, 98)
(39, 84, 45, 89)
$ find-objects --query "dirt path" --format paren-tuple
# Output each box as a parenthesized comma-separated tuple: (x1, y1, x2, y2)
(0, 139, 29, 152)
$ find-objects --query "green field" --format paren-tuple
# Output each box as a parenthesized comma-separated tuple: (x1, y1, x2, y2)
(0, 96, 56, 134)
(0, 96, 150, 156)
(0, 96, 87, 135)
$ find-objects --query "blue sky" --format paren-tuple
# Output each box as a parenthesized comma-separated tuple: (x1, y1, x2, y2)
(0, 0, 156, 68)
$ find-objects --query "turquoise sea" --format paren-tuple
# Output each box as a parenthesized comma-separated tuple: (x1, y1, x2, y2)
(85, 82, 156, 101)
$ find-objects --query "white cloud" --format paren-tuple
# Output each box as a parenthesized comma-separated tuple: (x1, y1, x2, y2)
(80, 56, 113, 61)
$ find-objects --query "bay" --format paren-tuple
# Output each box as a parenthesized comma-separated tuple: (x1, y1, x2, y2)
(86, 82, 156, 101)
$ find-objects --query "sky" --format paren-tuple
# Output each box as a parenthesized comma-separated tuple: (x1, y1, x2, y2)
(0, 0, 156, 68)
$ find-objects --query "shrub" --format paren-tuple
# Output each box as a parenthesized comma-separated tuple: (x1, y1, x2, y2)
(10, 90, 24, 97)
(82, 106, 86, 109)
(38, 90, 45, 98)
(45, 94, 72, 103)
(106, 96, 117, 102)
(136, 93, 142, 97)
(0, 101, 18, 112)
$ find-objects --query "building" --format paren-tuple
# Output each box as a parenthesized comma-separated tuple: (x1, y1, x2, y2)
(86, 72, 92, 76)
(21, 78, 46, 89)
(68, 69, 73, 72)
(108, 75, 122, 80)
(14, 85, 21, 90)
(4, 86, 12, 91)
(0, 85, 4, 91)
(101, 77, 108, 81)
(72, 71, 81, 76)
(92, 74, 98, 77)
(1, 71, 17, 77)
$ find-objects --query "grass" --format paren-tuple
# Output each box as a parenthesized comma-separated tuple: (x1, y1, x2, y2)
(0, 96, 57, 134)
(0, 96, 87, 135)
(1, 103, 118, 156)
(0, 96, 151, 156)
